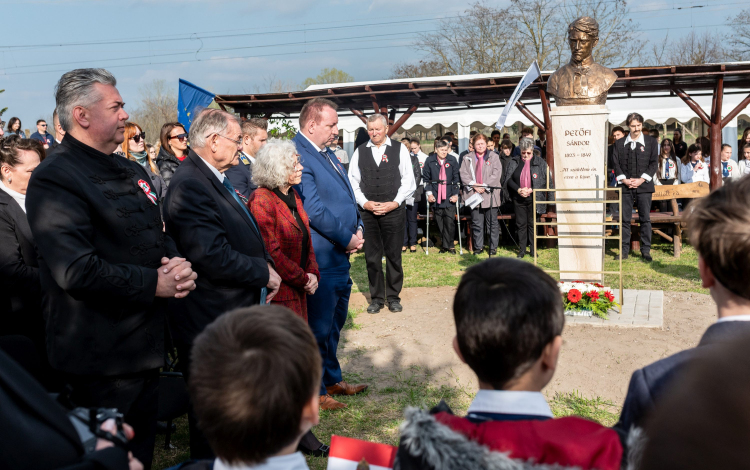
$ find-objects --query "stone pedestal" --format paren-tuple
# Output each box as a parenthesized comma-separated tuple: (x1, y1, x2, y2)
(550, 105, 609, 281)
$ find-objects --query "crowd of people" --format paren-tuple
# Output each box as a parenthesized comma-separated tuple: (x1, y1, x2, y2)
(2, 66, 750, 470)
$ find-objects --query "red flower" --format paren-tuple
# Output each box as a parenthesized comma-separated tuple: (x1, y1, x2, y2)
(594, 283, 604, 288)
(567, 289, 582, 303)
(587, 290, 600, 301)
(604, 291, 615, 302)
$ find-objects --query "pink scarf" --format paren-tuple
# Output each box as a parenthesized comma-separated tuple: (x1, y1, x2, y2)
(520, 158, 532, 189)
(438, 158, 447, 203)
(475, 152, 484, 185)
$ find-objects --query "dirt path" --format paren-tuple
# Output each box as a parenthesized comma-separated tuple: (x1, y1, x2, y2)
(341, 288, 716, 406)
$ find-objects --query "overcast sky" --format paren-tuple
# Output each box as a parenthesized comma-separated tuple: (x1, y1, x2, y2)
(0, 0, 739, 128)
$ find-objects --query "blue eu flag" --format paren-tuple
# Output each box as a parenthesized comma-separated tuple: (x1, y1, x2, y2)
(178, 79, 215, 132)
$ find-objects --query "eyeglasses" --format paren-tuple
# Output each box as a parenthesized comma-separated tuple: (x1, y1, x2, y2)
(207, 133, 242, 147)
(169, 133, 188, 142)
(40, 124, 47, 127)
(131, 133, 146, 143)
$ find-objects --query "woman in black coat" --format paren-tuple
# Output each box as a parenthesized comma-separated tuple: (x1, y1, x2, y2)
(502, 138, 552, 258)
(0, 136, 48, 374)
(403, 150, 423, 252)
(155, 122, 188, 186)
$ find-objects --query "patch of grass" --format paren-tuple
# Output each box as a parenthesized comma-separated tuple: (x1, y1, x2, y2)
(549, 391, 620, 427)
(152, 415, 190, 470)
(350, 238, 704, 294)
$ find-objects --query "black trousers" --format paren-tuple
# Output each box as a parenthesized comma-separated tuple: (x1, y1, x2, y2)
(362, 206, 405, 304)
(514, 200, 535, 254)
(622, 188, 652, 254)
(470, 207, 499, 252)
(175, 340, 215, 460)
(67, 369, 159, 469)
(403, 202, 419, 247)
(434, 205, 456, 250)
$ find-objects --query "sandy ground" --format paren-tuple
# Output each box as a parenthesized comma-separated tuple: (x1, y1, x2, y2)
(341, 288, 716, 406)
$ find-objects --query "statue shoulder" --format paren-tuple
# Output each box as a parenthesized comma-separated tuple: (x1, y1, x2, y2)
(546, 64, 570, 94)
(593, 63, 618, 86)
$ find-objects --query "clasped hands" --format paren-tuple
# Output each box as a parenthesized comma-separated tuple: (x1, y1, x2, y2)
(156, 257, 198, 299)
(346, 228, 365, 254)
(426, 194, 458, 204)
(621, 178, 645, 189)
(363, 201, 399, 215)
(517, 187, 533, 198)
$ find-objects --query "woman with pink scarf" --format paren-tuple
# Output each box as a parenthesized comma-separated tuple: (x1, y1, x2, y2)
(502, 137, 552, 258)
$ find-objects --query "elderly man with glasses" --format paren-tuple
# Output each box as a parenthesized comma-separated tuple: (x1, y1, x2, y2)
(163, 108, 282, 459)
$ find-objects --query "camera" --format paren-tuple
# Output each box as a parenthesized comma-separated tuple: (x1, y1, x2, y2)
(67, 407, 129, 454)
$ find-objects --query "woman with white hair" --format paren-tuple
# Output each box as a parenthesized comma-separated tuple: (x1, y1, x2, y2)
(248, 138, 320, 321)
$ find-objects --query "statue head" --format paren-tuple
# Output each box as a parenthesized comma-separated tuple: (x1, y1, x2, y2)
(567, 16, 599, 65)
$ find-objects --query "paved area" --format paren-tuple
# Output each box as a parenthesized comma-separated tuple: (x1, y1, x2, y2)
(565, 289, 664, 328)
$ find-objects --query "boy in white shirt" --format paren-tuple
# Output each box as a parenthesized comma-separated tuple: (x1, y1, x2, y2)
(179, 306, 321, 470)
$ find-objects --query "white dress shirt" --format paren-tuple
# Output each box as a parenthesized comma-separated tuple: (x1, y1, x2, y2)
(299, 132, 344, 177)
(716, 314, 750, 323)
(0, 181, 27, 213)
(348, 137, 416, 207)
(467, 390, 553, 418)
(214, 452, 309, 470)
(616, 132, 652, 183)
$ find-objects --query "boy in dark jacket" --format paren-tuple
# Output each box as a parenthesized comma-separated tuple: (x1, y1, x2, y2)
(395, 258, 623, 470)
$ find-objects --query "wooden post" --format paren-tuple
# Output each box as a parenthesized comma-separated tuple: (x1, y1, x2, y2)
(538, 86, 554, 175)
(709, 78, 724, 190)
(388, 105, 419, 137)
(514, 100, 546, 131)
(350, 108, 367, 125)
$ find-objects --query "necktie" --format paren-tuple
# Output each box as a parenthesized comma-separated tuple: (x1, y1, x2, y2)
(222, 176, 267, 304)
(321, 149, 343, 177)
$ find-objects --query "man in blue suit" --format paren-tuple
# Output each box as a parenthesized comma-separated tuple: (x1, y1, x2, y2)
(293, 98, 368, 412)
(614, 177, 750, 435)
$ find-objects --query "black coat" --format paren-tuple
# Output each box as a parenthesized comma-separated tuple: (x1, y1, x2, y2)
(615, 320, 750, 434)
(502, 155, 554, 213)
(164, 150, 272, 346)
(611, 135, 659, 193)
(26, 134, 177, 376)
(224, 153, 257, 199)
(0, 191, 43, 346)
(0, 348, 130, 470)
(409, 154, 423, 203)
(422, 155, 460, 208)
(156, 147, 182, 186)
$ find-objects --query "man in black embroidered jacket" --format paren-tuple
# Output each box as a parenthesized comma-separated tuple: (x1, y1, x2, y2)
(348, 114, 416, 314)
(26, 68, 197, 470)
(611, 112, 658, 261)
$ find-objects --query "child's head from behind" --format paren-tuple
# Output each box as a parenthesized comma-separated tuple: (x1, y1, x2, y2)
(453, 258, 564, 391)
(190, 306, 321, 465)
(688, 176, 750, 303)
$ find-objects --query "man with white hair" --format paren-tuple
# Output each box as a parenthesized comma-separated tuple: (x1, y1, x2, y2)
(348, 114, 416, 314)
(163, 107, 281, 458)
(26, 68, 198, 469)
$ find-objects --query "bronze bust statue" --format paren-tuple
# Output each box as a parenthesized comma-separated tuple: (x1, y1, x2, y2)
(547, 16, 618, 106)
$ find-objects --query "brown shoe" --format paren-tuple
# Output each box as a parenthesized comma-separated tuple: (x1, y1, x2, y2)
(326, 381, 369, 396)
(319, 394, 347, 410)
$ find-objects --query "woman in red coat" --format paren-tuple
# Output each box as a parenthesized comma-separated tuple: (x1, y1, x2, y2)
(248, 139, 320, 320)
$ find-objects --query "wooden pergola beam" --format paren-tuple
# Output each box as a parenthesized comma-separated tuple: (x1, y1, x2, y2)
(721, 92, 750, 127)
(538, 86, 554, 176)
(388, 105, 419, 137)
(674, 88, 711, 126)
(350, 108, 367, 125)
(515, 100, 546, 131)
(709, 78, 724, 189)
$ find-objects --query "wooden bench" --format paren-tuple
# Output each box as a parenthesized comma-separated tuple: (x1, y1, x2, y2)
(607, 182, 709, 257)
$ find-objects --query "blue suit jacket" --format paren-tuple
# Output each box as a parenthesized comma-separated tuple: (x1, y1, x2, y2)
(224, 154, 257, 198)
(292, 133, 362, 272)
(615, 320, 750, 434)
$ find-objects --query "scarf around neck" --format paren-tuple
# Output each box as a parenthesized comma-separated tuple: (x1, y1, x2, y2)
(475, 152, 485, 185)
(130, 150, 149, 167)
(520, 158, 532, 188)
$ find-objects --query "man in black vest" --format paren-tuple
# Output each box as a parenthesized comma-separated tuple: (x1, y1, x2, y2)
(611, 112, 658, 261)
(348, 114, 416, 314)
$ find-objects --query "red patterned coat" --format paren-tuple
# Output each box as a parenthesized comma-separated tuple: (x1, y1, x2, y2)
(248, 188, 320, 321)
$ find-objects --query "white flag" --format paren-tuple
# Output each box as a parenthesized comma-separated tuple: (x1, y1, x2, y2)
(495, 60, 542, 130)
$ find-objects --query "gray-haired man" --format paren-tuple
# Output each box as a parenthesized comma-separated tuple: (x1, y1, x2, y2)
(348, 114, 416, 314)
(26, 68, 198, 469)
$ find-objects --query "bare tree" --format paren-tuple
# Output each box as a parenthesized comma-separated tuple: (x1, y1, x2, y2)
(666, 31, 725, 66)
(511, 0, 564, 70)
(391, 60, 445, 79)
(641, 33, 670, 67)
(558, 0, 636, 67)
(128, 79, 178, 146)
(726, 8, 750, 61)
